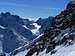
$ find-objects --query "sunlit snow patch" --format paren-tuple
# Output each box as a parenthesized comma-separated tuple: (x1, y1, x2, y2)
(15, 49, 30, 56)
(0, 25, 6, 29)
(38, 44, 75, 56)
(31, 23, 41, 35)
(23, 25, 29, 30)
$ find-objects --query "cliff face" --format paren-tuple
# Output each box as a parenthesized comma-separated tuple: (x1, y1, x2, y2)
(24, 1, 75, 56)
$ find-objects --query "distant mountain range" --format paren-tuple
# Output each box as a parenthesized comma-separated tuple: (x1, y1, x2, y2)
(0, 12, 53, 54)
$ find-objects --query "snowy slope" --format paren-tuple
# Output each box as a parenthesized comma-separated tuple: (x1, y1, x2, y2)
(15, 44, 75, 56)
(23, 23, 41, 36)
(31, 23, 41, 35)
(37, 44, 75, 56)
(15, 49, 30, 56)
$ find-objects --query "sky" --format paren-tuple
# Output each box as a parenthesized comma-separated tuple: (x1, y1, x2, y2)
(0, 0, 69, 20)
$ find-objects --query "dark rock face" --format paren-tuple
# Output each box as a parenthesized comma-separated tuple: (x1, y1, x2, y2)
(25, 1, 75, 56)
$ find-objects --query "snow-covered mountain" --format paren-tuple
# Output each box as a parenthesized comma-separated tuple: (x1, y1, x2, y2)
(15, 43, 75, 56)
(12, 1, 75, 56)
(0, 12, 53, 55)
(0, 12, 34, 53)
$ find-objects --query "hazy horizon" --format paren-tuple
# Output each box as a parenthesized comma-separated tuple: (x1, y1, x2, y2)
(0, 0, 69, 20)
